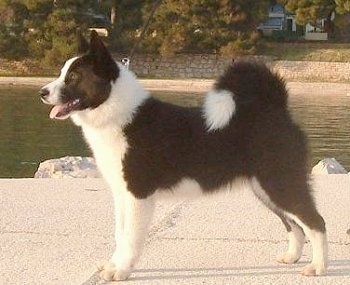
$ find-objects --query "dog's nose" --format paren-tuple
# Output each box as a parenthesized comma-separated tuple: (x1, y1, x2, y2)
(39, 88, 49, 98)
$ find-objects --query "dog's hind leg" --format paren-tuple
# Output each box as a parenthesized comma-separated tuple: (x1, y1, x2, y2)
(99, 191, 155, 281)
(250, 179, 305, 264)
(284, 208, 327, 276)
(276, 217, 305, 264)
(250, 177, 327, 276)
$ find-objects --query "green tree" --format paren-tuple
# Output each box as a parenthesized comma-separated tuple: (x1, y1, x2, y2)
(335, 0, 350, 14)
(138, 0, 270, 56)
(23, 0, 92, 65)
(281, 0, 335, 25)
(0, 0, 95, 63)
(281, 0, 350, 38)
(282, 0, 350, 20)
(23, 0, 53, 59)
(95, 0, 154, 53)
(0, 0, 28, 59)
(44, 7, 84, 65)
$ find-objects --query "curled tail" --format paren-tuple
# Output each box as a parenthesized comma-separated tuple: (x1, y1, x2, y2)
(203, 61, 288, 131)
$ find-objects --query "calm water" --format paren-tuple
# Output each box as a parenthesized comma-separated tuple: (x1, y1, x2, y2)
(0, 86, 350, 178)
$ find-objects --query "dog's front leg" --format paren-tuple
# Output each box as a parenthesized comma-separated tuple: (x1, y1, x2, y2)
(99, 190, 155, 281)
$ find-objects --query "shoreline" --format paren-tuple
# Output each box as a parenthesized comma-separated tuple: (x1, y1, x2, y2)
(0, 76, 350, 95)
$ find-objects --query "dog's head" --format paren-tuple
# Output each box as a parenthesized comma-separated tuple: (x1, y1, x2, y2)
(39, 31, 119, 120)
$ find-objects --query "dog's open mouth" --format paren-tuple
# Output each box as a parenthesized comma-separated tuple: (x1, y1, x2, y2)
(49, 98, 81, 120)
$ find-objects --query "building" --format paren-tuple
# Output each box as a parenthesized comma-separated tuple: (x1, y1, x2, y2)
(258, 4, 330, 41)
(257, 4, 297, 36)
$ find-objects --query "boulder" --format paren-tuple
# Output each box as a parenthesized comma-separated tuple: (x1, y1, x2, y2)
(311, 158, 348, 175)
(34, 156, 100, 178)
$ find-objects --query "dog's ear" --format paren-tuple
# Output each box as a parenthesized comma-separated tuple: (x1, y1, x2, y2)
(77, 32, 89, 54)
(89, 30, 114, 64)
(89, 30, 118, 80)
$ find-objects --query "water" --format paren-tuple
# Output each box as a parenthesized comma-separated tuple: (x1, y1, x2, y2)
(0, 86, 88, 177)
(0, 86, 350, 178)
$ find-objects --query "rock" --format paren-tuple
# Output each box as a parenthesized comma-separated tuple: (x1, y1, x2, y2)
(34, 156, 100, 178)
(311, 158, 348, 175)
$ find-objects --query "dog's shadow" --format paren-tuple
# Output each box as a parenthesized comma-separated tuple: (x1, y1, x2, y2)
(130, 260, 350, 282)
(86, 260, 350, 284)
(133, 265, 293, 281)
(325, 259, 350, 276)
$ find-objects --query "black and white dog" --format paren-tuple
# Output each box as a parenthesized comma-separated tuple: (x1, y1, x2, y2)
(40, 31, 327, 281)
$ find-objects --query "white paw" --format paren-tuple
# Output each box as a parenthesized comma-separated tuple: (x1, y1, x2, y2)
(301, 263, 327, 276)
(97, 260, 132, 281)
(276, 252, 300, 264)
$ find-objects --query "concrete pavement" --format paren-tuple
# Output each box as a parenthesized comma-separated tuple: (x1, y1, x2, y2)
(0, 176, 349, 284)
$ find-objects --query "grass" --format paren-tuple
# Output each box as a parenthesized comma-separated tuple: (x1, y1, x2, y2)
(258, 42, 350, 62)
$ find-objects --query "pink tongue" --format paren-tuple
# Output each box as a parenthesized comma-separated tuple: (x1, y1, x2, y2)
(49, 105, 65, 119)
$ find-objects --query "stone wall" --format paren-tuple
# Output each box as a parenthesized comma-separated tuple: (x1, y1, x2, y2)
(127, 54, 232, 79)
(119, 54, 350, 82)
(271, 61, 350, 82)
(0, 58, 50, 76)
(1, 55, 350, 82)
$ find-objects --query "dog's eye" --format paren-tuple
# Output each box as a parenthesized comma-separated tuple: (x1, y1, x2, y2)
(67, 72, 79, 82)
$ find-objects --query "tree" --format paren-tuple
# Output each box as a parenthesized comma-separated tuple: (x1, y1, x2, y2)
(280, 0, 350, 25)
(137, 0, 270, 56)
(0, 0, 95, 63)
(281, 0, 350, 38)
(281, 0, 335, 25)
(23, 0, 92, 65)
(95, 0, 154, 53)
(0, 0, 29, 59)
(335, 0, 350, 14)
(22, 1, 54, 59)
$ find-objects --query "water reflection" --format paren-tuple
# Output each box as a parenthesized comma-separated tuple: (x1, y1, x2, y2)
(0, 86, 349, 177)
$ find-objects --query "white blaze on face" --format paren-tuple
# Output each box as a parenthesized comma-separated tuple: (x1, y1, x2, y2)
(203, 89, 236, 132)
(40, 57, 81, 120)
(41, 57, 79, 106)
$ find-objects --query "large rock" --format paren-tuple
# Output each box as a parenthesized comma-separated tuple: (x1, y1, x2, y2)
(34, 156, 100, 178)
(311, 158, 348, 175)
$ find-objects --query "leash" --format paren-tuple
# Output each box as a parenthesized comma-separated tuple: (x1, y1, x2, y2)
(121, 0, 162, 69)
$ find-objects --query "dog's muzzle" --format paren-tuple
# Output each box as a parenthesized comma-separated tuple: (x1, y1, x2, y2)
(39, 88, 50, 103)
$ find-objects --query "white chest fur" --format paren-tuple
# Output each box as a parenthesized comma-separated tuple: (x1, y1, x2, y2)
(81, 125, 128, 189)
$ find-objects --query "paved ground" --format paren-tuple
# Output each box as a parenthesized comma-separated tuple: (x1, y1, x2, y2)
(0, 175, 349, 285)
